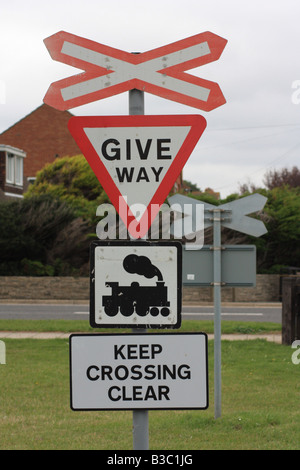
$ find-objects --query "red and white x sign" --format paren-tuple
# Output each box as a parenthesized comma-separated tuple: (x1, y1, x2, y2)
(43, 31, 227, 111)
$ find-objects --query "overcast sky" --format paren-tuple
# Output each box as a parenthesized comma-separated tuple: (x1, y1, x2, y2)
(1, 0, 300, 197)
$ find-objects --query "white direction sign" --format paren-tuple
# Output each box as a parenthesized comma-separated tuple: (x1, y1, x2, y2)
(169, 193, 268, 238)
(70, 333, 208, 410)
(90, 241, 182, 329)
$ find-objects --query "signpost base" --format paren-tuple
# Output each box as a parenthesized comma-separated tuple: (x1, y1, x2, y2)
(133, 409, 149, 450)
(132, 327, 149, 450)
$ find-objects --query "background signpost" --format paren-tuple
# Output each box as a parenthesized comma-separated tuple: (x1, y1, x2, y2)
(168, 193, 267, 418)
(169, 193, 268, 238)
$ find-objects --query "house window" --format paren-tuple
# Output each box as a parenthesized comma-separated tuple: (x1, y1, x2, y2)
(6, 152, 23, 186)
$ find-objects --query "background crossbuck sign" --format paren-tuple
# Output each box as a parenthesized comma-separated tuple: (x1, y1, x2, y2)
(43, 31, 227, 111)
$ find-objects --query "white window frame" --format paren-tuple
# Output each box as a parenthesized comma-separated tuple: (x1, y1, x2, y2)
(14, 154, 23, 185)
(6, 153, 15, 184)
(3, 147, 26, 187)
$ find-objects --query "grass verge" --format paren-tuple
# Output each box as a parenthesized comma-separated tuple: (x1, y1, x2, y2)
(0, 318, 281, 335)
(0, 337, 298, 450)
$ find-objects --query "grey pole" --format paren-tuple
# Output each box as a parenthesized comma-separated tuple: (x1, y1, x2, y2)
(129, 86, 149, 450)
(129, 88, 145, 116)
(131, 327, 149, 450)
(212, 208, 222, 419)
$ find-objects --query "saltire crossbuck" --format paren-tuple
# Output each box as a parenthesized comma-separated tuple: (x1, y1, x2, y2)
(43, 31, 227, 111)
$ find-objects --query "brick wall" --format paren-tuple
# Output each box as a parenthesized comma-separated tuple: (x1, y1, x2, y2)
(0, 275, 281, 303)
(182, 274, 281, 303)
(0, 277, 89, 301)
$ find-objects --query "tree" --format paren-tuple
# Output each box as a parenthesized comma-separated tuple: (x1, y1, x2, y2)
(25, 154, 109, 223)
(258, 185, 300, 270)
(182, 179, 201, 192)
(263, 166, 300, 189)
(0, 195, 91, 275)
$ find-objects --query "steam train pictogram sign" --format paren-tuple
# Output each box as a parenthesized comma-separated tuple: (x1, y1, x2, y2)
(90, 241, 182, 328)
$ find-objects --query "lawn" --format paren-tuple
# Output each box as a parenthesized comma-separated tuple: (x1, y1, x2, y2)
(0, 319, 298, 450)
(0, 318, 281, 334)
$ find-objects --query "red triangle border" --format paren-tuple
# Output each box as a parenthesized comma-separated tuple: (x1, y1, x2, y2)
(68, 115, 207, 238)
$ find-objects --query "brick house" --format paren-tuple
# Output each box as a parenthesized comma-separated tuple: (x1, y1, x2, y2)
(0, 104, 81, 198)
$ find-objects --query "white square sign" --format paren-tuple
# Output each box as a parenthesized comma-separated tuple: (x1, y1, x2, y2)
(90, 241, 182, 328)
(70, 333, 208, 410)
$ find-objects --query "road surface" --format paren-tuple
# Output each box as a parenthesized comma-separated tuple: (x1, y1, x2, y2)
(0, 303, 282, 323)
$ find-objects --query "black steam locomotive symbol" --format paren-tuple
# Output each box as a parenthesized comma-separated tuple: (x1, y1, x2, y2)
(102, 254, 170, 317)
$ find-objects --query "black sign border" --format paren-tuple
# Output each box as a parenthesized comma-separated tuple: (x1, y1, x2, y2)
(89, 240, 182, 329)
(69, 332, 208, 411)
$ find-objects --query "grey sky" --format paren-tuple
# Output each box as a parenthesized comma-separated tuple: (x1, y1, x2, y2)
(1, 0, 300, 197)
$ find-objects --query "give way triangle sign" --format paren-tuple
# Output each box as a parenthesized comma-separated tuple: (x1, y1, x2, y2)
(68, 115, 206, 238)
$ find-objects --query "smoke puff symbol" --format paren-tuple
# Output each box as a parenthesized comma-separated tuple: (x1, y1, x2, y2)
(123, 254, 163, 281)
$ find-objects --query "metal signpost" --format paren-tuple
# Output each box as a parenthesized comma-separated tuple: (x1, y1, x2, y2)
(168, 193, 267, 418)
(128, 88, 148, 449)
(44, 29, 227, 449)
(89, 240, 182, 447)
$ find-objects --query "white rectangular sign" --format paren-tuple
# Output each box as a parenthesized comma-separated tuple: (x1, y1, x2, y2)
(90, 241, 182, 328)
(69, 333, 208, 410)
